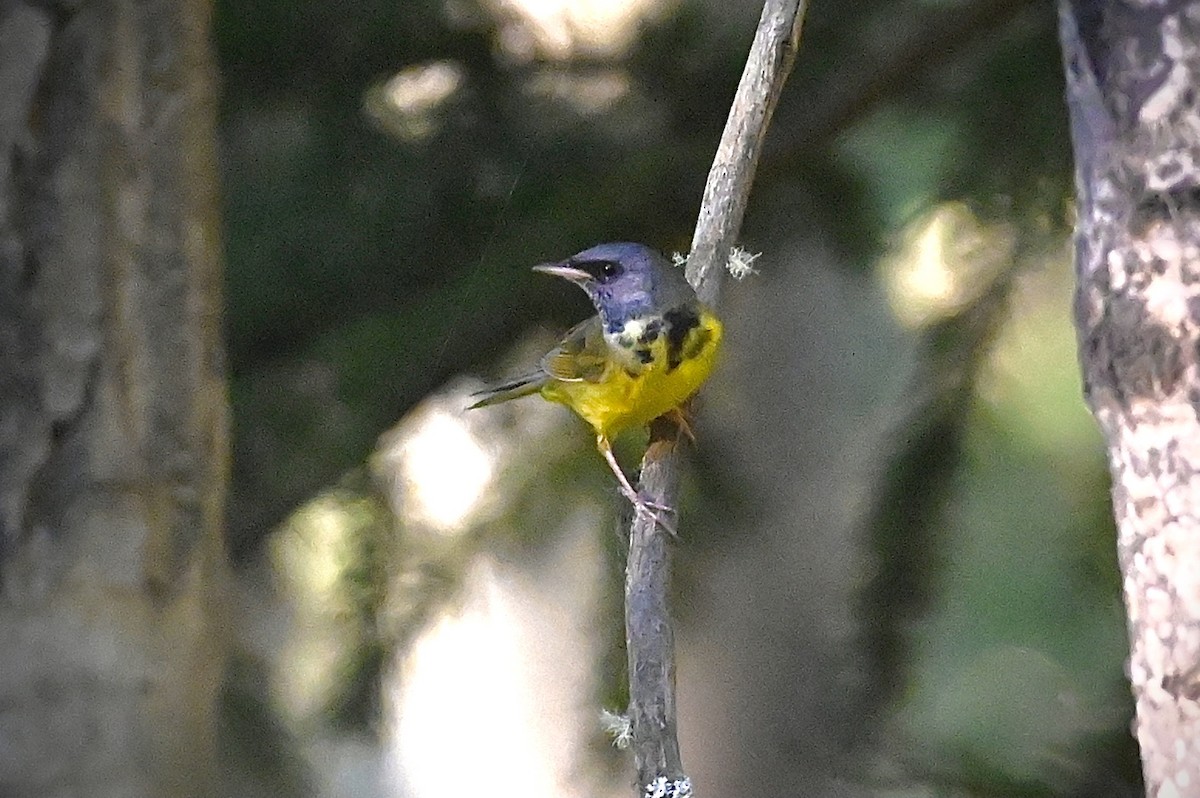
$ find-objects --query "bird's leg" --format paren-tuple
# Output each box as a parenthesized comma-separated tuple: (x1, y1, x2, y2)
(595, 434, 676, 533)
(663, 404, 696, 445)
(596, 434, 641, 504)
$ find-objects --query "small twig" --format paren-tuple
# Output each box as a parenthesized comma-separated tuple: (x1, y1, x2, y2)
(623, 1, 808, 794)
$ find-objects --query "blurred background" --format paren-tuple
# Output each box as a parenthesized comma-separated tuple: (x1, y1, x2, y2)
(211, 0, 1140, 795)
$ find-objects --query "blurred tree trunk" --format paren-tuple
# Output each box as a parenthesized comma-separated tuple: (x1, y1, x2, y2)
(1060, 2, 1200, 795)
(0, 3, 227, 797)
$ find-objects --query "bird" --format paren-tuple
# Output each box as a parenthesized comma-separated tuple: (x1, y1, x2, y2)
(469, 242, 723, 524)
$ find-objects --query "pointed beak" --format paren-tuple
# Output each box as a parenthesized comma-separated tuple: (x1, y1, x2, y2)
(532, 262, 591, 284)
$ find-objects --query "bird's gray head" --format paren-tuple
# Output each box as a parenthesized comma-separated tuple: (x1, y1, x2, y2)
(533, 242, 695, 333)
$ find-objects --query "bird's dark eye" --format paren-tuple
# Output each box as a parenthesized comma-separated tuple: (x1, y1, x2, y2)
(575, 258, 623, 281)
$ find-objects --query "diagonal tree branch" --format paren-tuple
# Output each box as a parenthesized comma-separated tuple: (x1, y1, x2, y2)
(623, 2, 807, 795)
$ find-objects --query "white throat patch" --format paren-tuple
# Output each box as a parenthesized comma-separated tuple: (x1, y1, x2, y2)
(603, 316, 661, 370)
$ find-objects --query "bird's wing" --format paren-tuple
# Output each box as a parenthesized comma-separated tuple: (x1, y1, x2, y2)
(540, 316, 610, 383)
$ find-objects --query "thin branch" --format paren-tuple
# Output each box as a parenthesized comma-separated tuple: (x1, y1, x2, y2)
(685, 1, 806, 305)
(623, 2, 807, 794)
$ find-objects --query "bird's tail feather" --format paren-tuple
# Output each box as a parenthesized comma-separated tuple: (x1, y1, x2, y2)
(468, 373, 547, 408)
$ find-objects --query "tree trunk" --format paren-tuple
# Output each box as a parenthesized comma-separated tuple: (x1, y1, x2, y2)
(0, 3, 227, 796)
(1060, 2, 1200, 795)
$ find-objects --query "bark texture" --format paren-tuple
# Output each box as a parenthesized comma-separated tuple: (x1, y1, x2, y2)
(0, 2, 227, 796)
(1060, 2, 1200, 795)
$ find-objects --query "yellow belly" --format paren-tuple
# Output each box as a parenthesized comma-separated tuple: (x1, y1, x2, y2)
(541, 311, 722, 438)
